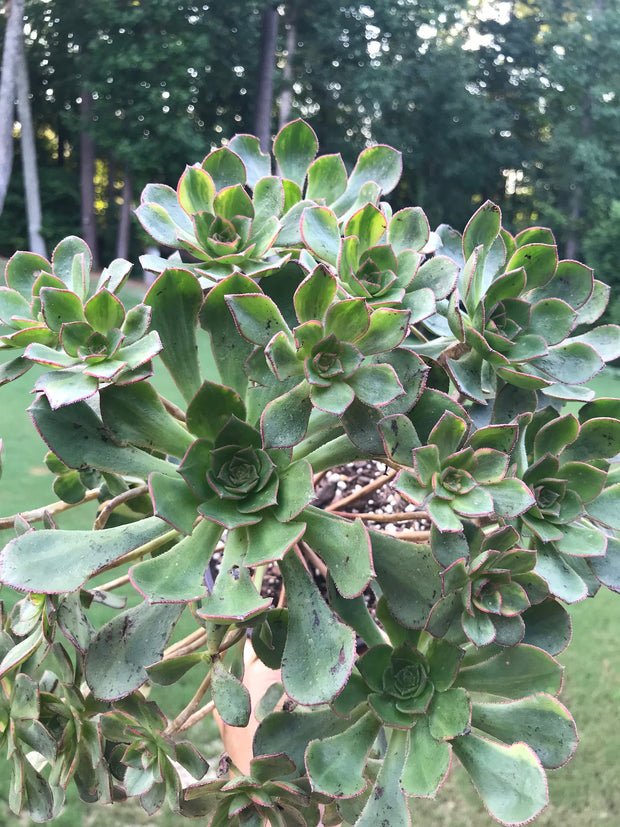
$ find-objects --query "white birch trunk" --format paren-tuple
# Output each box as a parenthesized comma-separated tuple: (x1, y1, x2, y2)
(16, 35, 46, 257)
(0, 0, 25, 213)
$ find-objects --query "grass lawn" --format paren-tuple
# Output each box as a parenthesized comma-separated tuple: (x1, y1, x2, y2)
(2, 275, 620, 825)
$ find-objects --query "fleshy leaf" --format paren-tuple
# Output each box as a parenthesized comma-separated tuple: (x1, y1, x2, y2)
(199, 272, 257, 396)
(371, 529, 442, 628)
(130, 518, 222, 602)
(278, 548, 355, 705)
(306, 153, 348, 204)
(294, 266, 337, 324)
(305, 710, 380, 797)
(349, 364, 404, 407)
(186, 380, 246, 441)
(40, 287, 85, 332)
(534, 543, 589, 603)
(254, 706, 349, 775)
(226, 292, 291, 346)
(302, 505, 373, 597)
(300, 206, 341, 267)
(84, 288, 125, 333)
(463, 200, 501, 259)
(471, 694, 577, 769)
(455, 644, 563, 699)
(100, 382, 194, 458)
(261, 382, 312, 448)
(355, 728, 411, 827)
(0, 516, 171, 593)
(561, 417, 620, 462)
(34, 369, 100, 408)
(400, 718, 451, 798)
(586, 534, 620, 593)
(145, 268, 203, 404)
(198, 527, 271, 621)
(274, 119, 318, 188)
(389, 207, 429, 255)
(85, 601, 182, 700)
(379, 414, 421, 465)
(30, 395, 174, 478)
(211, 661, 251, 727)
(5, 250, 51, 299)
(242, 511, 306, 567)
(452, 733, 548, 825)
(332, 144, 402, 216)
(428, 687, 471, 740)
(228, 134, 271, 188)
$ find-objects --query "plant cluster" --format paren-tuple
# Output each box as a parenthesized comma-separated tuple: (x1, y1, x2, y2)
(1, 120, 620, 826)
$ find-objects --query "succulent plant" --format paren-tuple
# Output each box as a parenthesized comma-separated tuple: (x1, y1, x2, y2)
(1, 119, 619, 827)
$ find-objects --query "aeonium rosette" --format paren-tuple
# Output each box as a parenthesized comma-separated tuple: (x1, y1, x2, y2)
(379, 409, 535, 536)
(357, 641, 441, 725)
(179, 753, 323, 824)
(222, 264, 417, 449)
(131, 404, 315, 618)
(414, 201, 620, 405)
(516, 399, 620, 603)
(334, 203, 459, 323)
(294, 617, 576, 823)
(136, 151, 285, 283)
(294, 631, 471, 805)
(0, 238, 161, 408)
(427, 525, 554, 648)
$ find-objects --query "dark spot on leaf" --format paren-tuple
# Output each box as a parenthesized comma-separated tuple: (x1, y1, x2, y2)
(229, 565, 240, 581)
(120, 615, 133, 643)
(312, 609, 320, 628)
(217, 753, 230, 777)
(375, 785, 384, 799)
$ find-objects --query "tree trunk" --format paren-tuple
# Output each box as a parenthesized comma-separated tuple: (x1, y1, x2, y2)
(80, 91, 99, 269)
(116, 172, 133, 261)
(565, 0, 603, 261)
(0, 0, 25, 214)
(278, 7, 297, 130)
(16, 35, 46, 257)
(254, 3, 279, 152)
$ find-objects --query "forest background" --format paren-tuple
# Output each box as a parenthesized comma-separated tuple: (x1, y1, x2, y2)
(1, 0, 619, 320)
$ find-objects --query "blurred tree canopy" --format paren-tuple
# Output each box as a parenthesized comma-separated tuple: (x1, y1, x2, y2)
(0, 0, 619, 310)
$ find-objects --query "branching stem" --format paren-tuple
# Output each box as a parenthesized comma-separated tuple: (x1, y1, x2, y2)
(158, 394, 187, 423)
(93, 484, 149, 530)
(0, 488, 101, 530)
(166, 669, 213, 736)
(176, 700, 215, 734)
(384, 529, 431, 541)
(326, 469, 397, 512)
(299, 540, 327, 580)
(164, 628, 207, 659)
(329, 509, 428, 523)
(96, 528, 179, 575)
(97, 573, 131, 592)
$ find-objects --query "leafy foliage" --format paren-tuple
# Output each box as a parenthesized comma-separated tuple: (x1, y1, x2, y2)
(1, 119, 619, 825)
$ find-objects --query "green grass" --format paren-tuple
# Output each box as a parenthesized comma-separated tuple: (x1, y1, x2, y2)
(3, 300, 620, 825)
